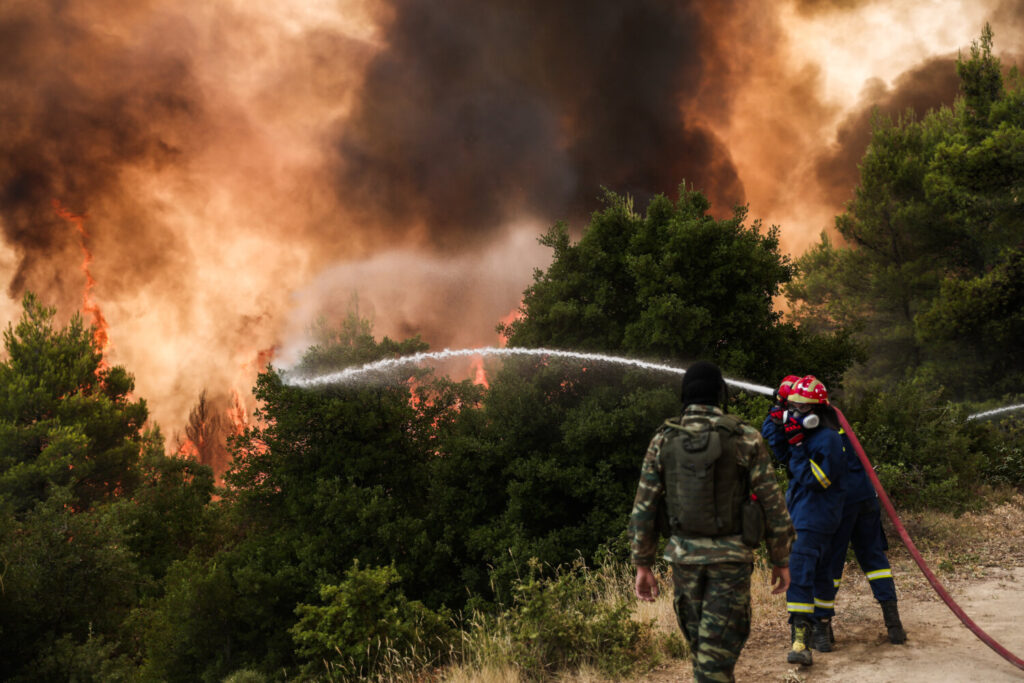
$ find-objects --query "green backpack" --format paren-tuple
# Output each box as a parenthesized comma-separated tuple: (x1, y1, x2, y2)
(660, 415, 748, 538)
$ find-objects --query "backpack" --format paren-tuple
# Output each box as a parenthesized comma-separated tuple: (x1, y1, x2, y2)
(661, 414, 748, 537)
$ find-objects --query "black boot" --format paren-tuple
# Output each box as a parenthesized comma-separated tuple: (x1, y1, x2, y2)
(811, 617, 833, 652)
(787, 617, 814, 665)
(881, 600, 907, 644)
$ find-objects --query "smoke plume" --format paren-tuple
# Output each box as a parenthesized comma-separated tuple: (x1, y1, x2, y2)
(334, 0, 745, 242)
(815, 56, 962, 207)
(0, 0, 1020, 445)
(0, 2, 203, 294)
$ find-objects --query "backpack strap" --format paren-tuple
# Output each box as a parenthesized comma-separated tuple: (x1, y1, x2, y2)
(716, 414, 744, 435)
(665, 413, 743, 433)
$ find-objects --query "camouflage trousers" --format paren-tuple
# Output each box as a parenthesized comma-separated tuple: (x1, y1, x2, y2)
(672, 562, 753, 683)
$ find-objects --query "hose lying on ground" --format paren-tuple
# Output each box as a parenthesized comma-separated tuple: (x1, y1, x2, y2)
(834, 407, 1024, 672)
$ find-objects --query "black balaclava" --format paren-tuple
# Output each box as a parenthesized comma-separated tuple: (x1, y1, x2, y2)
(681, 360, 726, 408)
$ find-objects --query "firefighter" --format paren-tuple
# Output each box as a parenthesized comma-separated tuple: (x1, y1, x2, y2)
(780, 375, 845, 666)
(811, 426, 907, 649)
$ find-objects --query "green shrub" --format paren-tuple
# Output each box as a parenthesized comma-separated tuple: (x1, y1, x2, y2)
(502, 558, 656, 680)
(727, 391, 772, 426)
(21, 632, 134, 683)
(981, 415, 1024, 488)
(222, 670, 268, 683)
(289, 561, 456, 678)
(843, 379, 990, 512)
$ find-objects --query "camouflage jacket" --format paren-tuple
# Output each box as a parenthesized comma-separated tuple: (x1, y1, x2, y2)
(629, 404, 795, 567)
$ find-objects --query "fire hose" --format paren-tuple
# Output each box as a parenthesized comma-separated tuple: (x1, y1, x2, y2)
(834, 407, 1024, 672)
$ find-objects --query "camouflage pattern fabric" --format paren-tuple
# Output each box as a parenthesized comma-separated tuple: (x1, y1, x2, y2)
(629, 404, 796, 567)
(672, 562, 752, 683)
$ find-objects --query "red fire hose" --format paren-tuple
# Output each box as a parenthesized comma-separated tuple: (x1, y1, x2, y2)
(834, 407, 1024, 672)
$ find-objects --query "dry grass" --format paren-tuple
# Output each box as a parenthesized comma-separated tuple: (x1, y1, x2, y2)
(440, 663, 522, 683)
(607, 557, 787, 637)
(897, 493, 1024, 569)
(425, 496, 1024, 682)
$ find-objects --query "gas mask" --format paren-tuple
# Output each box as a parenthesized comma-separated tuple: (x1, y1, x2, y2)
(785, 409, 820, 430)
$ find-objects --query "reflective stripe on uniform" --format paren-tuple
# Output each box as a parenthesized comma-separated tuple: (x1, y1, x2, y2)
(809, 459, 832, 488)
(866, 568, 893, 581)
(814, 597, 835, 609)
(787, 602, 815, 613)
(833, 578, 842, 588)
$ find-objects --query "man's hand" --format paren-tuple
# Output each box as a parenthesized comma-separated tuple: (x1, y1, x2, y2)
(635, 565, 660, 602)
(769, 404, 785, 425)
(771, 566, 790, 594)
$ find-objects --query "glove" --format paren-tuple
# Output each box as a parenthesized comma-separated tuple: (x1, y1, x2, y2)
(785, 414, 805, 445)
(769, 403, 785, 425)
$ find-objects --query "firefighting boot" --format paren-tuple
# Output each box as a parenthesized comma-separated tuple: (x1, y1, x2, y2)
(787, 618, 814, 665)
(881, 600, 907, 644)
(811, 617, 833, 652)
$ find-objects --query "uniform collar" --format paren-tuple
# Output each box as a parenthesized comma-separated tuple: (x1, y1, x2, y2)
(682, 404, 724, 418)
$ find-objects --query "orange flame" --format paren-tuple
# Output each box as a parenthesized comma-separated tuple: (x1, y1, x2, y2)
(498, 305, 524, 347)
(228, 345, 275, 437)
(407, 375, 430, 413)
(470, 355, 489, 389)
(176, 439, 200, 459)
(227, 388, 248, 436)
(52, 200, 110, 364)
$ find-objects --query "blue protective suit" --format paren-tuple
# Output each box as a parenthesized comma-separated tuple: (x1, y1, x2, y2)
(760, 415, 791, 471)
(783, 422, 846, 620)
(786, 426, 845, 534)
(814, 429, 896, 619)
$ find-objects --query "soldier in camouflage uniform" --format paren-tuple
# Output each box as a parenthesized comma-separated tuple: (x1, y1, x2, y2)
(631, 361, 796, 683)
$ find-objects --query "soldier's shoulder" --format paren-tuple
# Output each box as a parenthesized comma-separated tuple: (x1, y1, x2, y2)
(647, 421, 677, 447)
(720, 414, 765, 446)
(715, 412, 756, 433)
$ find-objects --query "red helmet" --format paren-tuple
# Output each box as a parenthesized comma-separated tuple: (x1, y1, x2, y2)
(789, 375, 830, 405)
(776, 375, 801, 402)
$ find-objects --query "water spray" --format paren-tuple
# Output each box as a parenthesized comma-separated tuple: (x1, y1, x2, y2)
(284, 345, 1024, 422)
(967, 403, 1024, 421)
(282, 346, 777, 396)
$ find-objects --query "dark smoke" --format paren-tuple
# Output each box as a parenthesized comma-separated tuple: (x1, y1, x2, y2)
(0, 2, 203, 299)
(335, 0, 745, 245)
(991, 0, 1024, 31)
(815, 56, 961, 207)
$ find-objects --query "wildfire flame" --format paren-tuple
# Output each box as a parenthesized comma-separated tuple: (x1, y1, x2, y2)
(52, 200, 110, 364)
(227, 387, 248, 436)
(470, 355, 489, 389)
(176, 438, 200, 459)
(228, 344, 276, 436)
(498, 304, 523, 347)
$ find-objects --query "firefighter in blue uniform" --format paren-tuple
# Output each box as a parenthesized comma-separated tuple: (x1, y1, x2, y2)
(811, 427, 907, 649)
(776, 375, 845, 666)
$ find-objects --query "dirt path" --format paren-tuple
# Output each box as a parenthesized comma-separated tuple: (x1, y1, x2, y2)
(641, 564, 1024, 682)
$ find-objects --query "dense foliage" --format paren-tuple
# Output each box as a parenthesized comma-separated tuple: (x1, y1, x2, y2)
(502, 188, 859, 388)
(0, 295, 215, 681)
